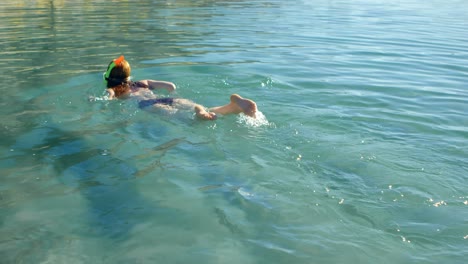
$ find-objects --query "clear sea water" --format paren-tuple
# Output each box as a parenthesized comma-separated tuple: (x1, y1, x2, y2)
(1, 0, 467, 263)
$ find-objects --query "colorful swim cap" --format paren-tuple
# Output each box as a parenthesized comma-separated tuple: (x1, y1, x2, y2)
(103, 55, 125, 81)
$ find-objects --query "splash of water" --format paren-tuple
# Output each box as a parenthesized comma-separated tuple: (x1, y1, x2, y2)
(236, 111, 269, 127)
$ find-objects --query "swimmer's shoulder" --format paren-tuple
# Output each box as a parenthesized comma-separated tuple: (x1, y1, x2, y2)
(131, 80, 150, 89)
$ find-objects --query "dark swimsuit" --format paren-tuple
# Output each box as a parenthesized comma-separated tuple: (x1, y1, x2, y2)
(138, 98, 174, 109)
(123, 81, 174, 109)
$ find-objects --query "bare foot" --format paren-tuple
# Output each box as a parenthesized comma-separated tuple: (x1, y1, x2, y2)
(230, 94, 257, 118)
(194, 105, 217, 120)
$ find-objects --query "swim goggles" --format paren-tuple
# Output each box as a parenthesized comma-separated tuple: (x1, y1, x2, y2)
(103, 55, 125, 81)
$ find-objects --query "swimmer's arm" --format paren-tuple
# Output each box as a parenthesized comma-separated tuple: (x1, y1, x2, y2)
(106, 88, 116, 99)
(141, 80, 176, 92)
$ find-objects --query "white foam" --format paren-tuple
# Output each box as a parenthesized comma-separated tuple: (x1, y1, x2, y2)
(236, 111, 270, 127)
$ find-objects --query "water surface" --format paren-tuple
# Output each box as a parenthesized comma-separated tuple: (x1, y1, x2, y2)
(1, 0, 467, 263)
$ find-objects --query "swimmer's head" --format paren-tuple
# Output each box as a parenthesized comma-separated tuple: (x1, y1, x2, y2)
(103, 55, 131, 88)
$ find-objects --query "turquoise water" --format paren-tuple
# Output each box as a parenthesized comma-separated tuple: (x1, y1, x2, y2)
(1, 0, 467, 263)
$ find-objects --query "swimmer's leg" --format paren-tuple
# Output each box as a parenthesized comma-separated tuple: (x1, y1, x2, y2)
(172, 99, 217, 120)
(144, 104, 174, 113)
(194, 105, 217, 120)
(209, 94, 257, 118)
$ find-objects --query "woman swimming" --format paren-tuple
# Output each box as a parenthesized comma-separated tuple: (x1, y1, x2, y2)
(103, 55, 257, 120)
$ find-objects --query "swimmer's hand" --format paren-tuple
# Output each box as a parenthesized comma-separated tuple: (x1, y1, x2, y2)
(168, 84, 176, 93)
